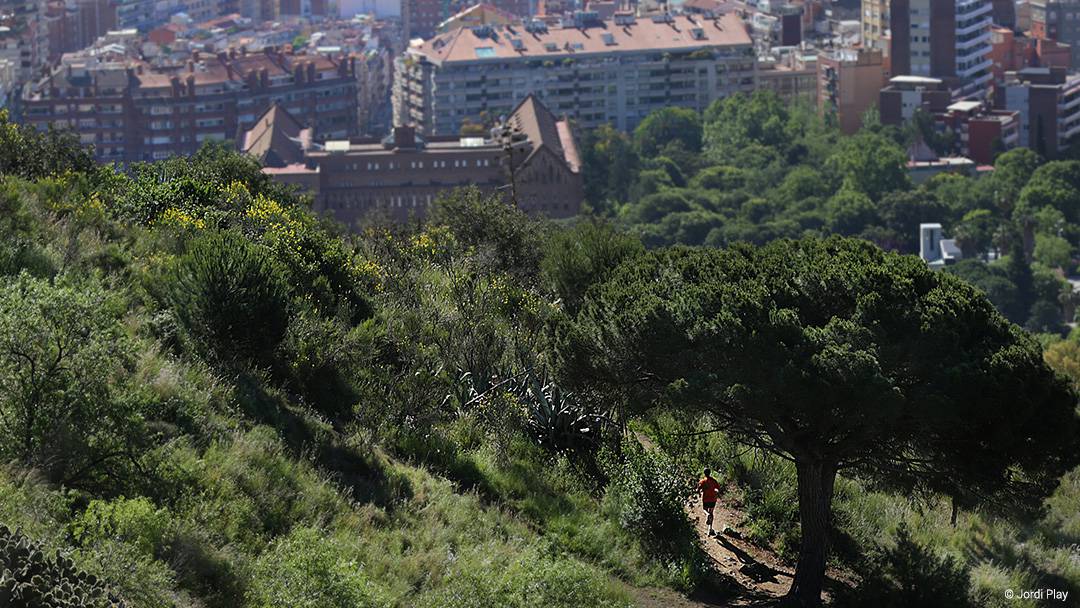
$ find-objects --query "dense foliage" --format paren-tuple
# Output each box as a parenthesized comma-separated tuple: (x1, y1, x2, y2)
(1, 92, 1079, 608)
(562, 238, 1079, 604)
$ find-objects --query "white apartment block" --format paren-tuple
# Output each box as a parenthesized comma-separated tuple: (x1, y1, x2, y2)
(393, 11, 756, 135)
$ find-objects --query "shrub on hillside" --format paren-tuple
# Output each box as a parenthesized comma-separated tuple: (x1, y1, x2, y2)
(247, 527, 385, 608)
(167, 230, 291, 368)
(603, 441, 691, 547)
(836, 523, 972, 608)
(72, 498, 171, 558)
(0, 273, 138, 486)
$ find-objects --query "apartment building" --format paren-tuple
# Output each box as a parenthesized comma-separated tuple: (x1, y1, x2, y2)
(243, 94, 584, 225)
(1, 0, 50, 81)
(880, 76, 1018, 163)
(0, 55, 14, 106)
(758, 51, 817, 104)
(394, 11, 755, 136)
(404, 0, 529, 39)
(1028, 0, 1080, 69)
(1001, 66, 1080, 159)
(879, 74, 952, 124)
(818, 47, 885, 134)
(938, 99, 1019, 164)
(43, 0, 117, 62)
(21, 46, 358, 163)
(861, 0, 992, 98)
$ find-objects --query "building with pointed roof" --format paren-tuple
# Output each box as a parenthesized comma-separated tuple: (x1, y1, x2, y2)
(241, 93, 584, 226)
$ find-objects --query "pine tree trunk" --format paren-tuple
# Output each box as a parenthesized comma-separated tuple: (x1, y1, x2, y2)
(786, 459, 837, 607)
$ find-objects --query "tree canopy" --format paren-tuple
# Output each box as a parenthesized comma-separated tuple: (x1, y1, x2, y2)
(562, 237, 1080, 606)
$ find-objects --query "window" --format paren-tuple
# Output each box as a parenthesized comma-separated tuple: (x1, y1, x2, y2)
(475, 47, 496, 58)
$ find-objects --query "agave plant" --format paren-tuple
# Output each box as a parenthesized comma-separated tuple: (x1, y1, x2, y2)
(510, 374, 611, 453)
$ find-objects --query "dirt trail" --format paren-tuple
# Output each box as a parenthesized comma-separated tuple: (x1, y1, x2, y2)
(630, 431, 849, 607)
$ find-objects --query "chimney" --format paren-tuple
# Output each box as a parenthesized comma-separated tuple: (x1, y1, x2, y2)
(306, 61, 315, 82)
(393, 125, 415, 150)
(186, 74, 195, 97)
(259, 67, 268, 88)
(294, 62, 304, 82)
(186, 59, 194, 72)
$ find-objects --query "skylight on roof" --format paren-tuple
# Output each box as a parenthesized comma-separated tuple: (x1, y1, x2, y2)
(475, 46, 496, 58)
(602, 32, 616, 45)
(511, 37, 524, 50)
(570, 42, 584, 50)
(544, 42, 558, 52)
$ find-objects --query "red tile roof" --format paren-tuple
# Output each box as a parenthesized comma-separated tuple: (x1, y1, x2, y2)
(415, 12, 750, 64)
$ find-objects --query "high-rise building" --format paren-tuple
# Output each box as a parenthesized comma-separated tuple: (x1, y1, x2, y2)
(394, 12, 755, 135)
(21, 46, 359, 163)
(861, 0, 993, 99)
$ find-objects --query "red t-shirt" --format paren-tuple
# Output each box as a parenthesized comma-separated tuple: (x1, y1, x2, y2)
(698, 476, 720, 503)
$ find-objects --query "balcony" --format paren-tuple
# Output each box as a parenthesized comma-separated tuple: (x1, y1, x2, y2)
(956, 30, 992, 52)
(956, 12, 991, 36)
(957, 58, 993, 79)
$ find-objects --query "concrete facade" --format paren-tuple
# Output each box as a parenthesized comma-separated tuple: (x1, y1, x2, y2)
(394, 12, 756, 135)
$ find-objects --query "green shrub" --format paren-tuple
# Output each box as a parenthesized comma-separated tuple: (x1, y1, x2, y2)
(0, 273, 137, 486)
(836, 523, 972, 607)
(167, 230, 291, 368)
(603, 441, 691, 547)
(72, 497, 171, 558)
(247, 527, 385, 608)
(418, 543, 630, 608)
(75, 538, 178, 608)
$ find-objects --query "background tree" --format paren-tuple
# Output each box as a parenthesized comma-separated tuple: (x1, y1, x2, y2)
(580, 124, 639, 212)
(0, 273, 137, 486)
(0, 110, 97, 180)
(632, 107, 703, 159)
(562, 238, 1079, 606)
(990, 148, 1041, 213)
(540, 220, 643, 316)
(825, 131, 910, 201)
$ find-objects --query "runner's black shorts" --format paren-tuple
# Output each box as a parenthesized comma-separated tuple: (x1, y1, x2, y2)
(703, 501, 716, 512)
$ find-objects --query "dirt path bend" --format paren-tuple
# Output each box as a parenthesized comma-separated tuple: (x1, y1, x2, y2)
(630, 431, 851, 606)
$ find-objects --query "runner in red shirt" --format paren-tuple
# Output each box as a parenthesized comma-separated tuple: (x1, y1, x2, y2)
(697, 467, 721, 536)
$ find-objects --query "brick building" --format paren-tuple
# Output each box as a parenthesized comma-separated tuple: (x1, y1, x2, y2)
(22, 46, 359, 163)
(818, 47, 885, 134)
(1028, 0, 1080, 70)
(243, 94, 584, 225)
(1001, 66, 1080, 159)
(881, 75, 1029, 164)
(394, 11, 756, 136)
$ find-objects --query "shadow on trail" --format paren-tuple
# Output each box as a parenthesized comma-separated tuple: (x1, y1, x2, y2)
(715, 535, 792, 585)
